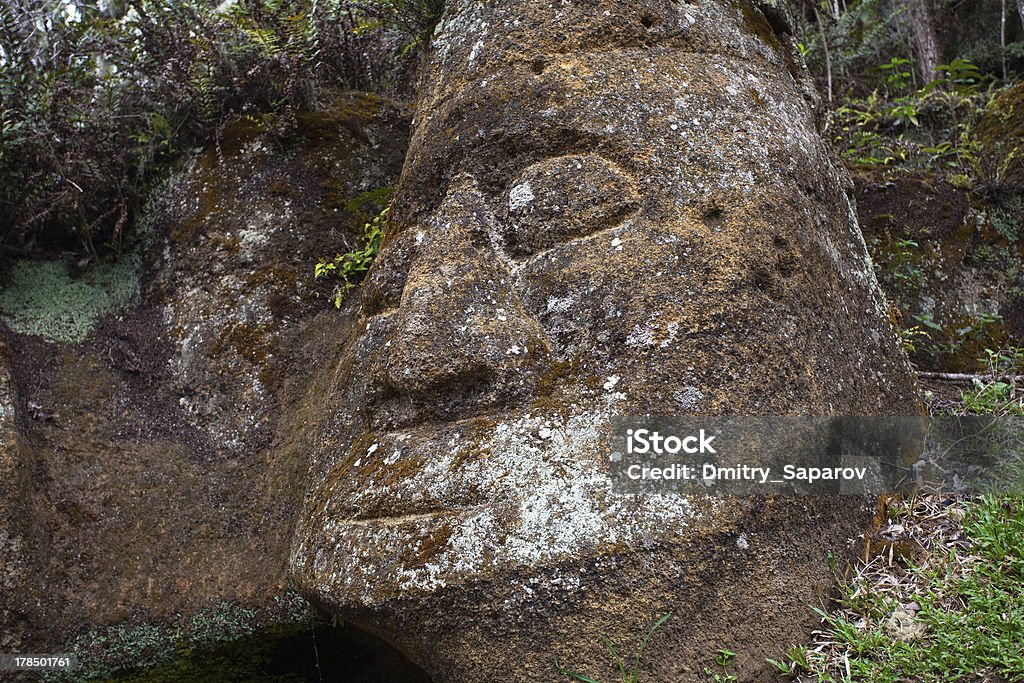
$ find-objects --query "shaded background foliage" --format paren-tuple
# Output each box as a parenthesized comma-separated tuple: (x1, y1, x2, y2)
(794, 0, 1024, 99)
(0, 0, 1020, 262)
(791, 0, 1024, 198)
(0, 0, 440, 260)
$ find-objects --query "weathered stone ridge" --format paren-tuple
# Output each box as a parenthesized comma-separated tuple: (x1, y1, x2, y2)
(0, 340, 31, 653)
(0, 92, 412, 656)
(290, 1, 920, 682)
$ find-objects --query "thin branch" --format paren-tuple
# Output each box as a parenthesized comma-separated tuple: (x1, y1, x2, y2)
(918, 371, 1024, 383)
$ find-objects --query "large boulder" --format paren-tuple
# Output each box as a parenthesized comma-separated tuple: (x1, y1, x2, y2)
(0, 339, 32, 653)
(0, 92, 410, 653)
(289, 1, 920, 681)
(976, 82, 1024, 190)
(854, 168, 1024, 373)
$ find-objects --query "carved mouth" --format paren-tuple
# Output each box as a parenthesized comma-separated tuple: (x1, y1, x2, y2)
(337, 505, 488, 528)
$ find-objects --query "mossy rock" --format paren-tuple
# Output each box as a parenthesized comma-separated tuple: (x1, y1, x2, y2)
(975, 83, 1024, 189)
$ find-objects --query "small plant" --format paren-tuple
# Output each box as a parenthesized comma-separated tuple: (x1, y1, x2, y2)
(928, 58, 985, 95)
(766, 644, 817, 677)
(703, 648, 738, 682)
(875, 57, 913, 95)
(899, 325, 929, 355)
(888, 100, 920, 128)
(912, 312, 944, 333)
(882, 238, 926, 288)
(960, 347, 1024, 416)
(556, 612, 671, 683)
(315, 205, 389, 307)
(979, 346, 1024, 375)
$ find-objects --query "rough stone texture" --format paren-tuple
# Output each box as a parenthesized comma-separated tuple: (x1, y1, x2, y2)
(0, 339, 31, 653)
(975, 82, 1024, 190)
(0, 92, 410, 652)
(290, 2, 920, 682)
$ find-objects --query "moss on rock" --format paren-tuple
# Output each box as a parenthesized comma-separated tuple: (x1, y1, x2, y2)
(975, 83, 1024, 188)
(0, 256, 141, 343)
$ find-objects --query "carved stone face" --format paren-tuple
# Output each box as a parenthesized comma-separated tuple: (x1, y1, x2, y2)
(291, 155, 910, 601)
(293, 158, 714, 603)
(289, 1, 919, 675)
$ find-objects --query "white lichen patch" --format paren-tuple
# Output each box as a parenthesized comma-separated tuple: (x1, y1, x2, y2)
(508, 182, 535, 212)
(545, 296, 574, 314)
(239, 226, 271, 250)
(302, 394, 699, 605)
(467, 39, 485, 66)
(626, 318, 680, 349)
(163, 272, 276, 452)
(673, 386, 705, 410)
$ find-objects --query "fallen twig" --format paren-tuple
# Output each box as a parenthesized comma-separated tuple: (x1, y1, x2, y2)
(917, 371, 1024, 383)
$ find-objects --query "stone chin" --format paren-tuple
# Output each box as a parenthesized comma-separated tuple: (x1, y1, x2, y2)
(290, 398, 707, 609)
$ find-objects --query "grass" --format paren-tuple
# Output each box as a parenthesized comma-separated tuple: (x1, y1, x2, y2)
(771, 487, 1024, 682)
(773, 351, 1024, 682)
(556, 612, 672, 683)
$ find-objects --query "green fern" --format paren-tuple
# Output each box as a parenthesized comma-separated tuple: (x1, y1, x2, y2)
(315, 205, 389, 308)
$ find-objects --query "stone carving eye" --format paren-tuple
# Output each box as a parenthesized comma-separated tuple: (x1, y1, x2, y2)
(500, 154, 640, 257)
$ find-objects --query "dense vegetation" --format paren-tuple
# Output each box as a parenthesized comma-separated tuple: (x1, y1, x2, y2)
(2, 0, 1020, 260)
(794, 0, 1022, 182)
(0, 0, 440, 260)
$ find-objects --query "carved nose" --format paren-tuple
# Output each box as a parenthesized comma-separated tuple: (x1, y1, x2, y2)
(368, 188, 551, 429)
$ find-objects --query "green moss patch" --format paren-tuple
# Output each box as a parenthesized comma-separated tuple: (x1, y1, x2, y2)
(975, 82, 1024, 187)
(0, 256, 141, 343)
(42, 595, 431, 683)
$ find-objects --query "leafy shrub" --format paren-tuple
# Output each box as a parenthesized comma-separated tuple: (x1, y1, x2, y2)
(0, 0, 435, 260)
(315, 204, 389, 307)
(827, 57, 998, 178)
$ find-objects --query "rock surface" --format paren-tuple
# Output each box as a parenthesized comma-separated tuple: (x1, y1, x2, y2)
(290, 1, 920, 681)
(856, 81, 1024, 373)
(0, 339, 31, 653)
(0, 92, 410, 653)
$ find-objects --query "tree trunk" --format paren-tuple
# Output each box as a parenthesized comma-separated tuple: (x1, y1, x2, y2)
(898, 0, 942, 84)
(813, 3, 834, 103)
(1003, 0, 1009, 81)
